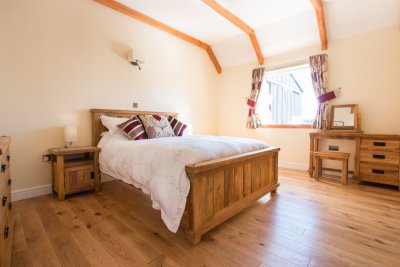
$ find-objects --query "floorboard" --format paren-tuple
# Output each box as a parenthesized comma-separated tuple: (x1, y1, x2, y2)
(11, 168, 400, 266)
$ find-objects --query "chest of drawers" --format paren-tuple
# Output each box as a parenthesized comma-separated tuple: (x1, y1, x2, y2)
(0, 137, 12, 267)
(359, 138, 400, 187)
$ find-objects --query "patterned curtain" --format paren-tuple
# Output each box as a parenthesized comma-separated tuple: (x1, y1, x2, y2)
(246, 68, 265, 129)
(310, 54, 329, 130)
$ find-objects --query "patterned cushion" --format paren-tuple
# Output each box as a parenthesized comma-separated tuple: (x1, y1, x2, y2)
(168, 116, 187, 136)
(117, 116, 147, 140)
(138, 115, 175, 139)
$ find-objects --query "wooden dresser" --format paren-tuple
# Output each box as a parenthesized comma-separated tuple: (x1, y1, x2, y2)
(359, 136, 400, 188)
(309, 132, 400, 190)
(0, 137, 12, 267)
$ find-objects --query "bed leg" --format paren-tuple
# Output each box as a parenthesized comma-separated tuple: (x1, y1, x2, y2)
(186, 232, 202, 245)
(271, 185, 278, 195)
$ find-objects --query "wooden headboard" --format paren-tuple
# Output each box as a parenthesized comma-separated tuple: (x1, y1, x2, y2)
(90, 109, 178, 146)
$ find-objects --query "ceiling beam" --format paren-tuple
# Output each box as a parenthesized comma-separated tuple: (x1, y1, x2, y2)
(94, 0, 221, 73)
(205, 47, 222, 74)
(202, 0, 264, 65)
(248, 32, 264, 65)
(310, 0, 328, 50)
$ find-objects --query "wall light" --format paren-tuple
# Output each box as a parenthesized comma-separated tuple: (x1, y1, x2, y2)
(128, 49, 146, 70)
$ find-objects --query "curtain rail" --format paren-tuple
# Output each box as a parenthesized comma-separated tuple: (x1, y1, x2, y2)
(260, 59, 309, 72)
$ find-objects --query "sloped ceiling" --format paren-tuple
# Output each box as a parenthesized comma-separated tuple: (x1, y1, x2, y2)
(116, 0, 400, 68)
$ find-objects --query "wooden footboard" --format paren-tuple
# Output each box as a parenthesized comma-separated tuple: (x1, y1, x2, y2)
(183, 147, 280, 244)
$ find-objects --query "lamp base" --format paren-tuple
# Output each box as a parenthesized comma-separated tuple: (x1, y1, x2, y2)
(65, 142, 77, 148)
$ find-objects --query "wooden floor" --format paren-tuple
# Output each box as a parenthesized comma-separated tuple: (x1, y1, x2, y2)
(11, 169, 400, 267)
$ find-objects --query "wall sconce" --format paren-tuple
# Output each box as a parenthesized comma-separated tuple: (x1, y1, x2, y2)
(128, 49, 145, 70)
(64, 124, 77, 147)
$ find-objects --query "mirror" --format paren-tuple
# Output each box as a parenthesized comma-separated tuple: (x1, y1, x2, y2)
(330, 104, 359, 130)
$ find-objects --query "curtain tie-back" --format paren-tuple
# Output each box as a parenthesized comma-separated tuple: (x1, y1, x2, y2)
(247, 99, 256, 108)
(317, 88, 341, 103)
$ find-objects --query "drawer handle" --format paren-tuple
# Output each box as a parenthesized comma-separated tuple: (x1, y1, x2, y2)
(7, 179, 11, 186)
(4, 226, 9, 240)
(91, 171, 95, 179)
(372, 169, 385, 175)
(7, 155, 10, 161)
(373, 142, 386, 147)
(2, 196, 7, 206)
(373, 154, 385, 159)
(8, 202, 12, 210)
(1, 164, 5, 173)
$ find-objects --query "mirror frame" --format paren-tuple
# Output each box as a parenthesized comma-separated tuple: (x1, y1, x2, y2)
(329, 104, 360, 131)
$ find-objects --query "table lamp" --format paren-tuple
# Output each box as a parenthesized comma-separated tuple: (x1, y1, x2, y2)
(64, 124, 77, 147)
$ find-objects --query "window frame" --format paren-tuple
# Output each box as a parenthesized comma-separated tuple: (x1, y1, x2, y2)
(259, 60, 315, 129)
(261, 124, 312, 129)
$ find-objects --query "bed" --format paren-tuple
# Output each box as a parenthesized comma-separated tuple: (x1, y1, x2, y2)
(91, 109, 280, 244)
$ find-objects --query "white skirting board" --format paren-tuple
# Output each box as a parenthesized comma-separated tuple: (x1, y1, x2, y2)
(278, 161, 308, 171)
(278, 161, 354, 177)
(12, 184, 53, 202)
(12, 174, 116, 202)
(12, 163, 307, 202)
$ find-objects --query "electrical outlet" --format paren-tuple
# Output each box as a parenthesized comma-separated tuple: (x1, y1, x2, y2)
(329, 145, 339, 151)
(42, 154, 52, 162)
(132, 102, 139, 108)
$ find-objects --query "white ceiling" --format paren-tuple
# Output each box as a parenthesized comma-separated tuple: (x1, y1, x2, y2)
(116, 0, 400, 68)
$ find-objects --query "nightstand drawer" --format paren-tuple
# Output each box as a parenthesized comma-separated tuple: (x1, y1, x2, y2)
(64, 164, 95, 194)
(360, 150, 400, 165)
(361, 139, 400, 151)
(360, 163, 399, 183)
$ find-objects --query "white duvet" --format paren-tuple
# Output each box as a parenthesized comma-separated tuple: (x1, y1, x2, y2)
(98, 133, 269, 232)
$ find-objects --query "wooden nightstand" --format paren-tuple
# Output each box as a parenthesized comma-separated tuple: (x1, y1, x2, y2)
(49, 146, 101, 200)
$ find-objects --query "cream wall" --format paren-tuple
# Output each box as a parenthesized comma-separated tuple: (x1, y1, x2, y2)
(216, 26, 400, 170)
(0, 0, 218, 191)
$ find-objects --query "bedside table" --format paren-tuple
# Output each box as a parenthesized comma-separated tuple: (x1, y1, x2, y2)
(49, 146, 101, 200)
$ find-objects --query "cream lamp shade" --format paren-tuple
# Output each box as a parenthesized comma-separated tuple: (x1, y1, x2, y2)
(64, 124, 77, 146)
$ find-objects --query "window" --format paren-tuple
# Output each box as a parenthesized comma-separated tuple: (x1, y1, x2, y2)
(258, 63, 317, 127)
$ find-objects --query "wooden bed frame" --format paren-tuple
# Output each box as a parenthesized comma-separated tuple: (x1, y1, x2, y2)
(91, 109, 280, 244)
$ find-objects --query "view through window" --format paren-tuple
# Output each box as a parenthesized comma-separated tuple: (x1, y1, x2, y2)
(258, 63, 317, 125)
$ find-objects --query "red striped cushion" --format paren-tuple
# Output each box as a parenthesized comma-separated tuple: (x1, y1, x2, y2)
(117, 116, 147, 140)
(168, 116, 187, 136)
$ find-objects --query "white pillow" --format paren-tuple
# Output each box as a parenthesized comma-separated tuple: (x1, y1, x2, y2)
(182, 124, 193, 136)
(97, 130, 129, 149)
(100, 115, 129, 133)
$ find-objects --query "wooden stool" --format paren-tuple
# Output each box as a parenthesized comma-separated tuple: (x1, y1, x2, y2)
(314, 152, 350, 184)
